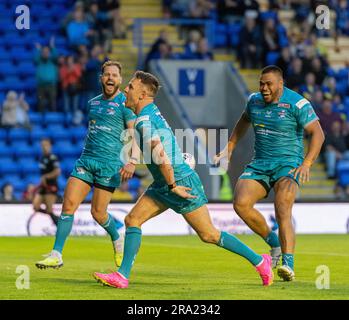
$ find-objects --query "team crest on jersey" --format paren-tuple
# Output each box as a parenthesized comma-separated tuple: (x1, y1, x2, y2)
(108, 102, 119, 107)
(278, 110, 286, 119)
(91, 100, 100, 105)
(265, 110, 272, 118)
(278, 103, 290, 109)
(107, 108, 115, 115)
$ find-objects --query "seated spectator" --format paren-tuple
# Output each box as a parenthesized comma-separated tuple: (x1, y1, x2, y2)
(193, 38, 214, 60)
(0, 183, 16, 202)
(144, 29, 172, 70)
(66, 6, 94, 49)
(60, 55, 83, 114)
(324, 120, 349, 179)
(183, 29, 202, 59)
(81, 45, 103, 107)
(34, 37, 58, 113)
(322, 77, 337, 98)
(1, 91, 30, 128)
(188, 0, 215, 19)
(311, 89, 324, 110)
(22, 184, 36, 202)
(335, 0, 349, 36)
(276, 47, 292, 75)
(299, 72, 319, 100)
(310, 57, 326, 85)
(262, 18, 281, 64)
(285, 58, 304, 90)
(238, 11, 263, 68)
(318, 97, 344, 135)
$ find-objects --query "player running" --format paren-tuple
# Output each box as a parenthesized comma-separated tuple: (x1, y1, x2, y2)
(214, 65, 324, 281)
(36, 61, 137, 269)
(93, 71, 273, 288)
(32, 138, 60, 226)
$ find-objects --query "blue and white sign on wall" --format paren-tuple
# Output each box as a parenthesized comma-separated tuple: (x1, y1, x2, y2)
(178, 68, 205, 96)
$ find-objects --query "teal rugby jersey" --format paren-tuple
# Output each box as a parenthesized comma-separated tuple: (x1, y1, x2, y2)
(81, 92, 136, 164)
(135, 103, 193, 184)
(245, 86, 319, 162)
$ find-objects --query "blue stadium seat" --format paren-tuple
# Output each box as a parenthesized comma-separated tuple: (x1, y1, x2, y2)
(13, 142, 37, 159)
(31, 126, 49, 142)
(58, 176, 67, 191)
(17, 61, 36, 76)
(228, 23, 242, 47)
(11, 176, 27, 193)
(0, 144, 14, 158)
(44, 112, 65, 125)
(0, 128, 8, 141)
(24, 174, 41, 186)
(28, 112, 43, 125)
(18, 158, 40, 175)
(214, 24, 228, 47)
(8, 128, 31, 142)
(266, 52, 280, 65)
(0, 159, 19, 174)
(337, 160, 349, 187)
(70, 126, 87, 141)
(61, 158, 75, 177)
(53, 141, 79, 158)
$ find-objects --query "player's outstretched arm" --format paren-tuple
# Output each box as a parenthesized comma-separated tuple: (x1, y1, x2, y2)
(289, 120, 325, 183)
(151, 140, 196, 199)
(213, 111, 251, 165)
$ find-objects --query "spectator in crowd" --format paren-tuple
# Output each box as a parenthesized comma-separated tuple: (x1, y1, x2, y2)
(238, 11, 263, 68)
(188, 0, 215, 19)
(144, 29, 173, 69)
(183, 29, 202, 59)
(322, 76, 337, 98)
(1, 91, 30, 128)
(262, 18, 281, 64)
(285, 58, 304, 90)
(311, 89, 324, 110)
(299, 72, 319, 100)
(310, 57, 326, 85)
(87, 1, 113, 52)
(318, 97, 344, 135)
(81, 45, 103, 108)
(276, 47, 292, 75)
(34, 37, 58, 113)
(22, 184, 36, 202)
(335, 0, 349, 36)
(0, 183, 16, 202)
(59, 55, 83, 114)
(98, 0, 126, 39)
(324, 120, 349, 178)
(66, 6, 94, 49)
(193, 37, 214, 60)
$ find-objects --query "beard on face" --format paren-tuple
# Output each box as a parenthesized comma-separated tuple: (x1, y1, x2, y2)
(102, 80, 120, 98)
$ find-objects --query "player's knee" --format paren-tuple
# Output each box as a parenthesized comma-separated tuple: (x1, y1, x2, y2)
(233, 198, 252, 214)
(198, 230, 220, 244)
(62, 196, 78, 214)
(90, 208, 107, 225)
(124, 214, 141, 228)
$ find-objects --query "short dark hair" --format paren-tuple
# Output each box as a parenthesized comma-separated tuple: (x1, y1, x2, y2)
(134, 70, 160, 96)
(261, 65, 283, 78)
(101, 60, 122, 75)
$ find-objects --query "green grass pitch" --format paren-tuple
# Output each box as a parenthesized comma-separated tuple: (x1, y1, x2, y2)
(0, 235, 348, 300)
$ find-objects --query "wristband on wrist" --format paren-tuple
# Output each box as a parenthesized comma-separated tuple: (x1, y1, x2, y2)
(129, 157, 138, 165)
(168, 182, 177, 190)
(302, 159, 312, 167)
